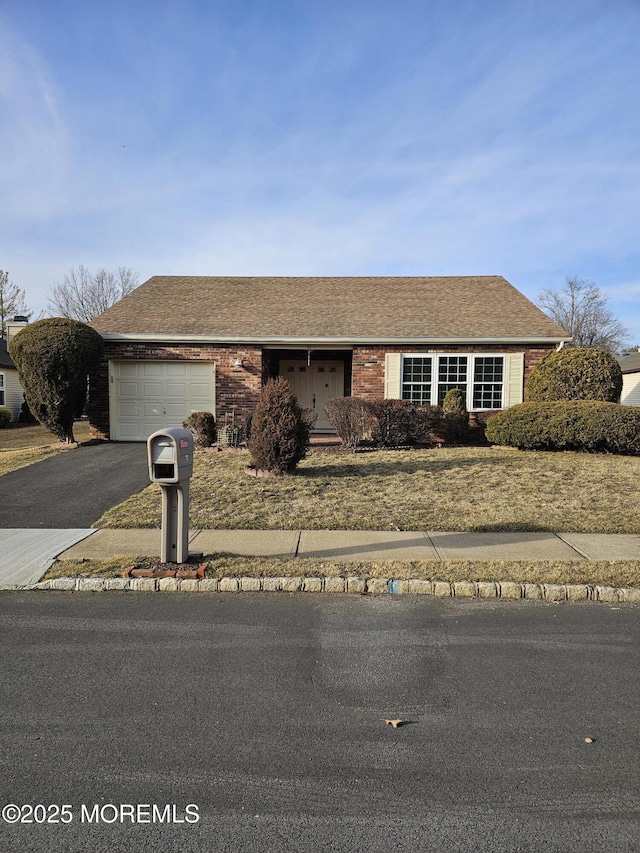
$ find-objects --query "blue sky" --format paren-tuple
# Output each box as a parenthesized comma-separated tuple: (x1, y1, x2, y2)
(1, 0, 639, 345)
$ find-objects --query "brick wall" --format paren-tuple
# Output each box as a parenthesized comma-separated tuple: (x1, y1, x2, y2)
(89, 343, 262, 440)
(89, 341, 557, 440)
(351, 344, 556, 399)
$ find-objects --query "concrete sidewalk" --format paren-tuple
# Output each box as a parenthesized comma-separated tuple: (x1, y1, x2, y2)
(57, 528, 640, 562)
(2, 528, 639, 589)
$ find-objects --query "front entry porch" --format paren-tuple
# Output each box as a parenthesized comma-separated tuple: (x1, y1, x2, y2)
(264, 349, 352, 433)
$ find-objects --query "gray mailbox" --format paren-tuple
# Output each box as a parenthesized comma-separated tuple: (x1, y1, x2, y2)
(148, 427, 193, 484)
(147, 427, 194, 563)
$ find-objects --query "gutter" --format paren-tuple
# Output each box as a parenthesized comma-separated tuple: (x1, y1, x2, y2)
(98, 333, 573, 346)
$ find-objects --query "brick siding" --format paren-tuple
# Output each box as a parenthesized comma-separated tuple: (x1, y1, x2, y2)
(351, 344, 556, 399)
(90, 341, 556, 440)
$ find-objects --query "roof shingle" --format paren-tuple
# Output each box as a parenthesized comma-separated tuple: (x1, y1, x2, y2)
(91, 276, 569, 341)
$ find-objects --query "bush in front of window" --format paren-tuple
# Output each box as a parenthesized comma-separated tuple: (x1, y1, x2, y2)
(249, 377, 316, 474)
(182, 411, 217, 449)
(442, 388, 468, 444)
(323, 397, 375, 451)
(0, 407, 11, 428)
(368, 399, 443, 448)
(484, 400, 640, 455)
(524, 347, 622, 403)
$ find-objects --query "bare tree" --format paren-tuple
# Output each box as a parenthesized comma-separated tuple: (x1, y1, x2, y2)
(0, 270, 32, 336)
(47, 265, 139, 322)
(536, 275, 630, 353)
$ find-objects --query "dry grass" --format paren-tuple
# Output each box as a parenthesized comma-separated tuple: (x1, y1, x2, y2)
(0, 446, 65, 476)
(96, 446, 640, 534)
(46, 555, 640, 589)
(0, 421, 93, 475)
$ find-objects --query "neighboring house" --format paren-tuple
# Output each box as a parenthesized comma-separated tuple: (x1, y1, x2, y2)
(89, 276, 571, 442)
(0, 317, 29, 421)
(620, 350, 640, 407)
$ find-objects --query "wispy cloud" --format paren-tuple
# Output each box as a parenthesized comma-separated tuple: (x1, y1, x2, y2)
(1, 1, 639, 340)
(0, 25, 70, 221)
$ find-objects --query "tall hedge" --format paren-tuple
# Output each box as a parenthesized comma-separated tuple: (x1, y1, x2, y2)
(8, 317, 104, 443)
(485, 401, 640, 455)
(248, 377, 316, 474)
(524, 347, 622, 402)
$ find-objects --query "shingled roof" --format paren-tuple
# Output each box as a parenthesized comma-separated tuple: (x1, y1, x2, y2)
(620, 351, 640, 373)
(91, 276, 570, 342)
(0, 339, 16, 369)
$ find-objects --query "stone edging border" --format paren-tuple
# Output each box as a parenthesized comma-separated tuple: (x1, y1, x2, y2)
(7, 576, 640, 602)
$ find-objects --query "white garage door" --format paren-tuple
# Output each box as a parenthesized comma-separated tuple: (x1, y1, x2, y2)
(109, 361, 216, 441)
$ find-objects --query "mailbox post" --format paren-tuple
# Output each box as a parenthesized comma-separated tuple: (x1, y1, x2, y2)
(147, 427, 194, 563)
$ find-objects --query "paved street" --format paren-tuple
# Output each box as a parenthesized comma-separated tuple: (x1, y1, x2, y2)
(0, 592, 638, 852)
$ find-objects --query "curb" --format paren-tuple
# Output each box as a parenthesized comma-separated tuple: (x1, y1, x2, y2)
(5, 576, 640, 603)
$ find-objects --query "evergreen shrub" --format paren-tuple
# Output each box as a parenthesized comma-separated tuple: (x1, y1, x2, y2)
(0, 408, 11, 428)
(525, 347, 622, 402)
(484, 401, 640, 455)
(442, 388, 468, 443)
(249, 377, 316, 474)
(183, 411, 217, 449)
(8, 317, 104, 443)
(18, 397, 37, 424)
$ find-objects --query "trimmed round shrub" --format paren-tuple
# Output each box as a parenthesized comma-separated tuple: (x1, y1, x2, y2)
(525, 347, 622, 402)
(249, 377, 316, 474)
(0, 408, 11, 428)
(368, 399, 443, 448)
(442, 387, 468, 443)
(183, 411, 217, 449)
(8, 317, 104, 443)
(485, 401, 640, 455)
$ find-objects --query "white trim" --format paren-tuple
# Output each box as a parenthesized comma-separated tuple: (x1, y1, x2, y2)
(99, 332, 571, 346)
(399, 352, 512, 411)
(0, 372, 4, 407)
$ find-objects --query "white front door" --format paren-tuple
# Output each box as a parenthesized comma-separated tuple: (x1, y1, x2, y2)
(109, 361, 215, 441)
(280, 360, 344, 431)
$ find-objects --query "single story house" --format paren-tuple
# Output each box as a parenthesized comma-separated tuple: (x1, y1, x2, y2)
(619, 350, 640, 407)
(0, 317, 29, 421)
(89, 276, 571, 441)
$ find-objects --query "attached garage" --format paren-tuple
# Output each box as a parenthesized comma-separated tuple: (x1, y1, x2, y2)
(109, 361, 215, 441)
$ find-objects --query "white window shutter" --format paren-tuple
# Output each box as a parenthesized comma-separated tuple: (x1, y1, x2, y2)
(505, 353, 524, 407)
(384, 353, 402, 399)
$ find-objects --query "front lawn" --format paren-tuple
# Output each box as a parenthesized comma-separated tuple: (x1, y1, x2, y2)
(96, 446, 640, 533)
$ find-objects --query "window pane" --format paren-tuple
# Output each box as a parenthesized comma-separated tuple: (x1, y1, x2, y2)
(437, 356, 467, 405)
(472, 357, 504, 409)
(402, 357, 432, 403)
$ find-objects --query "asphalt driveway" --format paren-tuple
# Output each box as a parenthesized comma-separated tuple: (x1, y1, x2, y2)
(0, 442, 150, 528)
